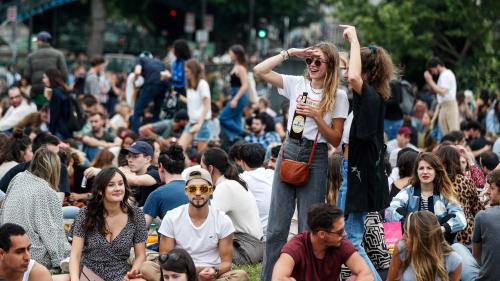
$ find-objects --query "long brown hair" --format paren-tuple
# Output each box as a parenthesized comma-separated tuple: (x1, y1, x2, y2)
(326, 153, 343, 205)
(83, 167, 135, 236)
(186, 59, 204, 89)
(435, 146, 462, 182)
(360, 45, 394, 100)
(304, 42, 340, 115)
(400, 211, 453, 281)
(411, 152, 458, 204)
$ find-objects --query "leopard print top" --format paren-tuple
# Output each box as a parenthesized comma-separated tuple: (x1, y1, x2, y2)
(453, 174, 484, 245)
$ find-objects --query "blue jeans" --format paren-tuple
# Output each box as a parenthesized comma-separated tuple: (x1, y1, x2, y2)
(183, 120, 213, 141)
(338, 160, 382, 281)
(63, 206, 81, 219)
(132, 84, 167, 133)
(219, 87, 248, 142)
(261, 138, 328, 281)
(337, 159, 348, 212)
(345, 213, 382, 281)
(384, 119, 403, 140)
(452, 243, 479, 281)
(82, 146, 100, 162)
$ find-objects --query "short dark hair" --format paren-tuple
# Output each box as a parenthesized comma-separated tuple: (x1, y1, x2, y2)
(426, 57, 444, 69)
(307, 203, 344, 233)
(32, 132, 60, 152)
(90, 57, 105, 67)
(0, 223, 26, 252)
(480, 152, 499, 171)
(173, 39, 191, 60)
(90, 112, 107, 120)
(228, 141, 245, 162)
(239, 143, 265, 168)
(487, 169, 500, 188)
(158, 144, 185, 174)
(81, 94, 98, 107)
(464, 120, 483, 131)
(441, 131, 465, 144)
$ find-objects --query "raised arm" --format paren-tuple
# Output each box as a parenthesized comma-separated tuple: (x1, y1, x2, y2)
(340, 25, 363, 95)
(254, 48, 315, 89)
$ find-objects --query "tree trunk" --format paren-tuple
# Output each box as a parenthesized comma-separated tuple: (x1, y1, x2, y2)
(86, 0, 107, 58)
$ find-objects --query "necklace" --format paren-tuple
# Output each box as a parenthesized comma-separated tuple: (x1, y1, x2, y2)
(309, 81, 322, 95)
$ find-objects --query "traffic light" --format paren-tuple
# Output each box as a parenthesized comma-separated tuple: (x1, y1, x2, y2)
(257, 26, 268, 39)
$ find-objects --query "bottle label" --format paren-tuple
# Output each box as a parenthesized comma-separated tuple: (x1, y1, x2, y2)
(291, 115, 305, 133)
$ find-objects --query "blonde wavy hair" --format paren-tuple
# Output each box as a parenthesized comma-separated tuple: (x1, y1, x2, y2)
(400, 211, 454, 281)
(304, 42, 340, 115)
(28, 146, 61, 191)
(411, 152, 459, 204)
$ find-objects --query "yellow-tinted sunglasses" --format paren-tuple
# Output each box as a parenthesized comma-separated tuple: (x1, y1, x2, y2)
(185, 184, 213, 194)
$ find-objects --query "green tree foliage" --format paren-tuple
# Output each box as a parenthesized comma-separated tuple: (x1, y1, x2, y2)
(331, 0, 499, 91)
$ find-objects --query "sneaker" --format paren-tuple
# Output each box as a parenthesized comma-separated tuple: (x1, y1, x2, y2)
(60, 257, 70, 273)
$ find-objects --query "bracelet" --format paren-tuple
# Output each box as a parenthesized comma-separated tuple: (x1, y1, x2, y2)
(286, 49, 291, 59)
(280, 50, 289, 61)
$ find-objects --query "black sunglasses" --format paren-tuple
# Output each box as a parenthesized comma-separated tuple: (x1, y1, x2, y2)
(159, 252, 180, 264)
(305, 57, 328, 67)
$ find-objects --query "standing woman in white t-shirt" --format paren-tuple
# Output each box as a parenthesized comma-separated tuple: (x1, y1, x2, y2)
(254, 42, 348, 280)
(178, 59, 212, 154)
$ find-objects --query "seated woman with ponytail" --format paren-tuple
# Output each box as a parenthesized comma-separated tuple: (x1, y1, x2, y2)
(201, 147, 263, 265)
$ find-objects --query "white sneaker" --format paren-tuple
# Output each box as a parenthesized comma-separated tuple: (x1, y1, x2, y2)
(60, 257, 70, 273)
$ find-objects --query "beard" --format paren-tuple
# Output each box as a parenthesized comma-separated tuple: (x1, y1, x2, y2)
(190, 198, 209, 209)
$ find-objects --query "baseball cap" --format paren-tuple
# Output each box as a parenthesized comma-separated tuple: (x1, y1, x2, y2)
(186, 166, 213, 186)
(124, 141, 154, 156)
(398, 126, 412, 137)
(37, 31, 52, 42)
(174, 109, 189, 121)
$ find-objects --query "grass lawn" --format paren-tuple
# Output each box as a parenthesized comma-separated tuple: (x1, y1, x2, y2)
(234, 263, 262, 281)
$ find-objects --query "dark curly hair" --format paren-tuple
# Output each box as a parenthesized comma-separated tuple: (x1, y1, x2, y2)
(2, 129, 31, 163)
(158, 144, 185, 175)
(360, 45, 394, 100)
(83, 167, 136, 236)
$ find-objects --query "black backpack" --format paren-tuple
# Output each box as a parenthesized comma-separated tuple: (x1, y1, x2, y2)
(66, 95, 85, 132)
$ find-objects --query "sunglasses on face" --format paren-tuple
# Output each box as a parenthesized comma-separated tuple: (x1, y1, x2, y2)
(185, 184, 213, 194)
(305, 57, 328, 67)
(159, 252, 180, 264)
(324, 227, 346, 237)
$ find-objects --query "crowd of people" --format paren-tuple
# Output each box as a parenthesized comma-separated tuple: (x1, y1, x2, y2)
(0, 24, 498, 281)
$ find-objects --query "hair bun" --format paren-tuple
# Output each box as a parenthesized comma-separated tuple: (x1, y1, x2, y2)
(167, 144, 185, 161)
(11, 128, 25, 140)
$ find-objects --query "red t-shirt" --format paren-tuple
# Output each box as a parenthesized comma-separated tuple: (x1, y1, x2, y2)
(281, 232, 356, 281)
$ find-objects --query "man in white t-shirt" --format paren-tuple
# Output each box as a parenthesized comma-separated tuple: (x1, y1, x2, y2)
(141, 167, 247, 281)
(236, 143, 273, 241)
(424, 56, 459, 134)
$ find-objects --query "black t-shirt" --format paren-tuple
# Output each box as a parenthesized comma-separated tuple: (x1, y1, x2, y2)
(0, 161, 70, 194)
(384, 82, 404, 120)
(131, 165, 162, 207)
(347, 82, 390, 213)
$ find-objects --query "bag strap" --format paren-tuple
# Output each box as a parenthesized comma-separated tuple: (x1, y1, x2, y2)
(307, 131, 320, 165)
(280, 130, 320, 165)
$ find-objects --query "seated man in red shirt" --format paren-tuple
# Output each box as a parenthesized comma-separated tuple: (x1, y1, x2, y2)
(272, 203, 373, 281)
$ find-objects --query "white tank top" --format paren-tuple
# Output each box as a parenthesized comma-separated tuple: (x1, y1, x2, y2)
(22, 259, 35, 281)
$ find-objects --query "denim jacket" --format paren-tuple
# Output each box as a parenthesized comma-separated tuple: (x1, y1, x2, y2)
(385, 185, 467, 234)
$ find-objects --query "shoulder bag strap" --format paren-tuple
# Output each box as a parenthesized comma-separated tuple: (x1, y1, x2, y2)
(307, 131, 320, 166)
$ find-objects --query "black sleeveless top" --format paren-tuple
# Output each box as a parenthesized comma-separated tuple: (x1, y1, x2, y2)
(230, 73, 242, 87)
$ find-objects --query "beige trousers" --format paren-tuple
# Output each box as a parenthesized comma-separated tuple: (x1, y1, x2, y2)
(141, 260, 248, 281)
(438, 99, 460, 135)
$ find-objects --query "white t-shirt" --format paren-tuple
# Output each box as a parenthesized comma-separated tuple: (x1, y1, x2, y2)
(278, 75, 349, 143)
(186, 79, 212, 123)
(211, 176, 263, 240)
(159, 204, 234, 267)
(341, 112, 354, 145)
(436, 69, 457, 103)
(240, 168, 273, 240)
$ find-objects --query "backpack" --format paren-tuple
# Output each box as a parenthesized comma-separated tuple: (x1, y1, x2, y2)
(66, 95, 86, 132)
(399, 80, 414, 115)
